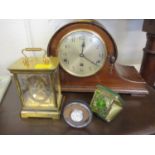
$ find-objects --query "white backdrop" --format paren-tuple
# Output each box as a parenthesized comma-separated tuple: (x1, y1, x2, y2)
(0, 19, 146, 74)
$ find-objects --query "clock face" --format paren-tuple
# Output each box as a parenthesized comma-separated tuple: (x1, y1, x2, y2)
(63, 100, 93, 128)
(57, 30, 107, 77)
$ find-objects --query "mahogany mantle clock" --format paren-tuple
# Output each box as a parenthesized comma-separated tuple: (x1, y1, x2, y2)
(47, 20, 148, 95)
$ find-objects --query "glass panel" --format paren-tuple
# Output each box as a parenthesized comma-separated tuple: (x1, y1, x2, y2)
(17, 73, 56, 110)
(54, 69, 59, 95)
(53, 68, 62, 108)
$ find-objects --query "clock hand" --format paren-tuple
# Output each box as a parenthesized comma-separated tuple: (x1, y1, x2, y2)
(82, 55, 98, 66)
(79, 40, 98, 66)
(80, 40, 85, 56)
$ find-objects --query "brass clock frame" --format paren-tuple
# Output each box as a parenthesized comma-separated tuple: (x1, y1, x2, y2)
(8, 48, 63, 119)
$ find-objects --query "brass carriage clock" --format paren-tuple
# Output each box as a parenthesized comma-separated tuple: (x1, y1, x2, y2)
(8, 48, 63, 119)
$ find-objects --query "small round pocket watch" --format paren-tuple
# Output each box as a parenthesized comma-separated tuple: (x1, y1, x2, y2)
(63, 100, 93, 128)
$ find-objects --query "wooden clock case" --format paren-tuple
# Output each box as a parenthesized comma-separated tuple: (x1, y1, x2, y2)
(47, 20, 148, 95)
(140, 19, 155, 88)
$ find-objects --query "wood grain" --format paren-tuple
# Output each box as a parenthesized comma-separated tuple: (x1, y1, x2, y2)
(140, 33, 155, 87)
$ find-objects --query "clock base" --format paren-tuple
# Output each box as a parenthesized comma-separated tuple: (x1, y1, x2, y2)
(60, 63, 148, 95)
(21, 110, 61, 119)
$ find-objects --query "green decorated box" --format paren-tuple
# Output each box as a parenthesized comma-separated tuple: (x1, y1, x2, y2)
(90, 85, 124, 122)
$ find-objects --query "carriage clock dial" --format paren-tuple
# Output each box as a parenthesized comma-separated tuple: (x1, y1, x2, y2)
(58, 30, 107, 77)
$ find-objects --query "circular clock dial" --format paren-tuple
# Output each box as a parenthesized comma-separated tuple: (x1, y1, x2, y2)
(70, 109, 84, 122)
(58, 30, 107, 77)
(63, 100, 93, 128)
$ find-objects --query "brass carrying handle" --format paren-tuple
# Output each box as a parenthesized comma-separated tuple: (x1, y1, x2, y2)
(22, 48, 49, 65)
(22, 48, 46, 58)
(24, 48, 43, 51)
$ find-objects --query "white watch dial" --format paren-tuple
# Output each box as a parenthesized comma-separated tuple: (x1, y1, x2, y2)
(70, 109, 83, 122)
